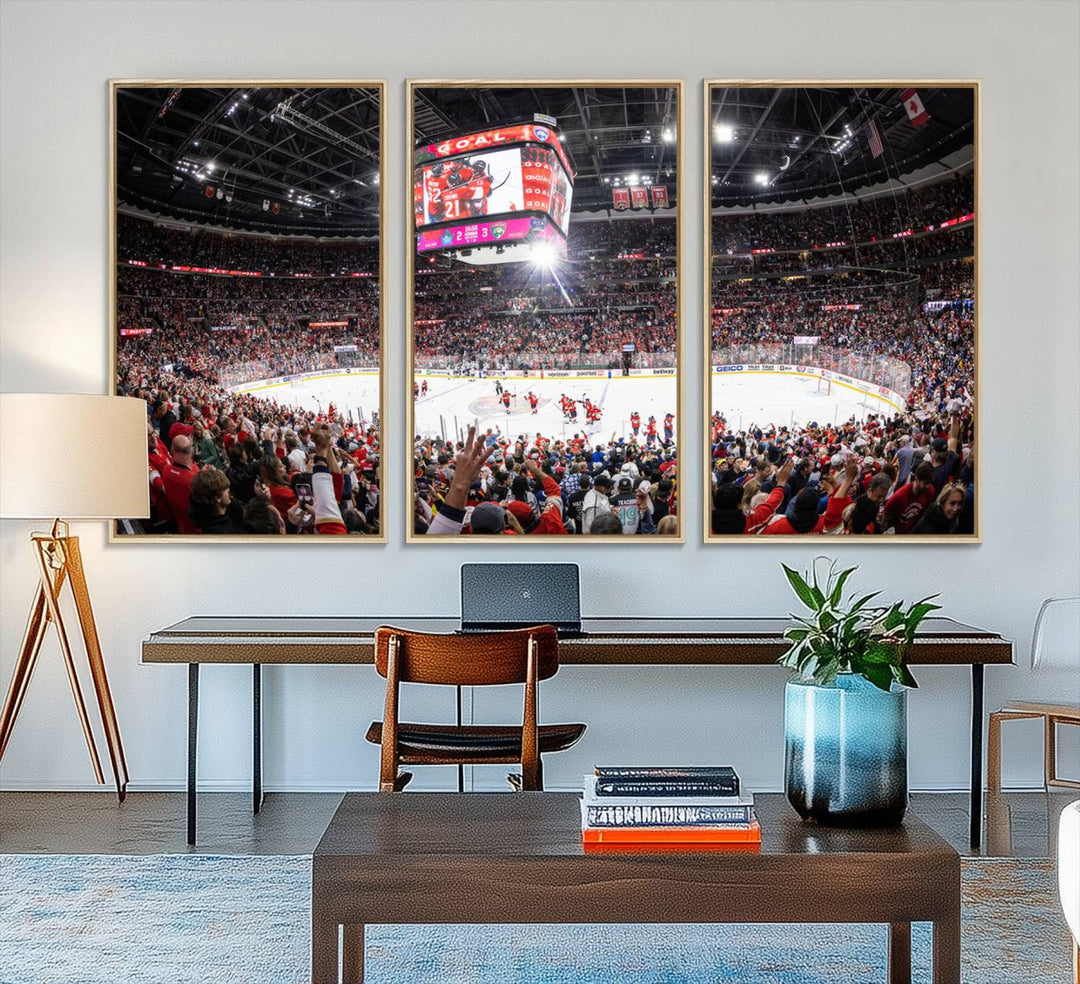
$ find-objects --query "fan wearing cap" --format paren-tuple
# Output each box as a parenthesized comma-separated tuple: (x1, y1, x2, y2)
(762, 457, 857, 535)
(512, 458, 567, 534)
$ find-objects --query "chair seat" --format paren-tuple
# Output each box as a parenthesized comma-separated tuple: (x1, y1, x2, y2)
(365, 721, 586, 761)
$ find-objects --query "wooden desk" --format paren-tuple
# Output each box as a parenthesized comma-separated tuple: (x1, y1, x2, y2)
(142, 616, 1012, 846)
(311, 791, 961, 984)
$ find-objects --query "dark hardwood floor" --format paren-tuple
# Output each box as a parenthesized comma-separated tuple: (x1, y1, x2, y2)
(0, 789, 1073, 857)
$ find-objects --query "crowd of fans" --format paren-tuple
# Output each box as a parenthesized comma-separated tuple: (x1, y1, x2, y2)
(711, 170, 973, 253)
(709, 406, 974, 536)
(117, 213, 378, 276)
(415, 425, 677, 536)
(116, 217, 380, 535)
(414, 218, 677, 372)
(707, 173, 976, 536)
(117, 367, 380, 536)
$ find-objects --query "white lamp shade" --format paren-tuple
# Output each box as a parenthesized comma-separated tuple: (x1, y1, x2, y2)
(0, 393, 150, 520)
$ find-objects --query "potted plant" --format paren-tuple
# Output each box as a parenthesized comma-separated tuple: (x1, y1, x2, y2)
(779, 558, 941, 826)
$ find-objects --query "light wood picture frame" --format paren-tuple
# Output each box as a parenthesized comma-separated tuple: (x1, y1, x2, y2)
(703, 80, 980, 543)
(109, 80, 387, 542)
(407, 80, 684, 543)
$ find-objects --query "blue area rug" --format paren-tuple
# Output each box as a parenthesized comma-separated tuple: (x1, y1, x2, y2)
(0, 854, 1069, 983)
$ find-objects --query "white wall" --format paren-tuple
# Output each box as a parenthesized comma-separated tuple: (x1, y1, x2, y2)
(1, 0, 1077, 795)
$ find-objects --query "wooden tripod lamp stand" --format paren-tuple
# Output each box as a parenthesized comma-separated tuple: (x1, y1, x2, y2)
(0, 393, 149, 800)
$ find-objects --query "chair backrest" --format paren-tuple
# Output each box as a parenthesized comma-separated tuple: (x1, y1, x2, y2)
(374, 625, 560, 686)
(1031, 597, 1080, 671)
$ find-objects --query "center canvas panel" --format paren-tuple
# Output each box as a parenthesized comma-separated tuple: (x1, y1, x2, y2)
(409, 82, 682, 540)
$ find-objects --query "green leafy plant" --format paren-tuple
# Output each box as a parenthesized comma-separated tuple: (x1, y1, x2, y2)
(779, 558, 941, 692)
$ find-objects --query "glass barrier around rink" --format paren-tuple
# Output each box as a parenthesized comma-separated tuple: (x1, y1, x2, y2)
(711, 342, 912, 399)
(414, 348, 677, 374)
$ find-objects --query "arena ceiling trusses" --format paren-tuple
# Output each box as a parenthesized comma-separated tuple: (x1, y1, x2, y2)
(115, 85, 382, 237)
(708, 85, 975, 207)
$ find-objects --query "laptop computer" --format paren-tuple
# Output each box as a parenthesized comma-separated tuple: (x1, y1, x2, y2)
(459, 563, 582, 637)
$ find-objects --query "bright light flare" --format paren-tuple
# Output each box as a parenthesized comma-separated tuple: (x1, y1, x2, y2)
(532, 241, 558, 269)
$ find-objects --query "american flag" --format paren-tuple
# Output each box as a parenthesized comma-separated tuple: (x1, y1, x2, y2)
(866, 118, 884, 159)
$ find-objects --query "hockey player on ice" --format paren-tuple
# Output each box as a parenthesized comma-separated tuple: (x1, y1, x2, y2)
(630, 411, 641, 436)
(494, 379, 503, 397)
(500, 389, 513, 414)
(645, 415, 658, 447)
(526, 391, 539, 414)
(663, 412, 675, 443)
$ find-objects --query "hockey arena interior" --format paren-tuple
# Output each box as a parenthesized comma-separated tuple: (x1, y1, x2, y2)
(707, 85, 976, 537)
(113, 85, 382, 536)
(411, 86, 679, 537)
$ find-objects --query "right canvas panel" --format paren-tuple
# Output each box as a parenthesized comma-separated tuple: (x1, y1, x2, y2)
(706, 83, 978, 540)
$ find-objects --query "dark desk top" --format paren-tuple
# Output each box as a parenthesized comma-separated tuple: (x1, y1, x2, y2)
(142, 615, 1013, 666)
(314, 791, 955, 861)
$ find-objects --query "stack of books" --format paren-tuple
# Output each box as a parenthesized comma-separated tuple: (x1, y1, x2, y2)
(580, 766, 760, 848)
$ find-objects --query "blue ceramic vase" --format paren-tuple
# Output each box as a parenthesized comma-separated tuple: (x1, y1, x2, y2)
(784, 672, 908, 826)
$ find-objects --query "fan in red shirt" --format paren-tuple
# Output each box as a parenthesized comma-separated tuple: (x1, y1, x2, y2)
(162, 434, 200, 534)
(883, 462, 936, 533)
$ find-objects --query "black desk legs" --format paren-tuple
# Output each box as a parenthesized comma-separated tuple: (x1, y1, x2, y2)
(253, 664, 264, 814)
(187, 662, 199, 846)
(969, 663, 984, 849)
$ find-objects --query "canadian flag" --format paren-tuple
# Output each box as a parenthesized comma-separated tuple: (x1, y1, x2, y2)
(900, 89, 931, 128)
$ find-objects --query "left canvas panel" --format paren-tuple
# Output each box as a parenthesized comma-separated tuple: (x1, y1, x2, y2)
(110, 82, 384, 540)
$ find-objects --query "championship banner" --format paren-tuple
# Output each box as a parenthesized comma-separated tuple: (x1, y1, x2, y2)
(612, 188, 630, 210)
(650, 185, 669, 209)
(630, 187, 648, 210)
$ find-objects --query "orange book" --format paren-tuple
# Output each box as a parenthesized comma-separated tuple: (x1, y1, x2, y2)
(583, 840, 761, 855)
(582, 818, 761, 845)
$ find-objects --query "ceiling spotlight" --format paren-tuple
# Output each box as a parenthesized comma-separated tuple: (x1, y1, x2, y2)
(714, 124, 735, 143)
(628, 173, 639, 185)
(532, 241, 557, 269)
(192, 140, 200, 148)
(754, 172, 770, 186)
(373, 174, 380, 185)
(711, 175, 719, 184)
(206, 162, 215, 172)
(642, 132, 651, 143)
(603, 177, 610, 184)
(662, 128, 674, 143)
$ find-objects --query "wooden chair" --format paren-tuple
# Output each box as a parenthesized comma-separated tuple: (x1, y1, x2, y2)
(988, 598, 1080, 792)
(365, 625, 586, 792)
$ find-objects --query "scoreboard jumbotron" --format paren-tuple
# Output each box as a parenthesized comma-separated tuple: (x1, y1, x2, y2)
(413, 120, 574, 266)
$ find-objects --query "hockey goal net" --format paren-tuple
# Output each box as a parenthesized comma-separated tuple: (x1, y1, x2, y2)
(815, 376, 832, 396)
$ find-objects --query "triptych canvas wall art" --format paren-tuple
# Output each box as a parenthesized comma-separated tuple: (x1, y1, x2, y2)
(107, 79, 977, 544)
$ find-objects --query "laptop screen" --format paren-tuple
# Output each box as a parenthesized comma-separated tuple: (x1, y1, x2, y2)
(460, 563, 581, 630)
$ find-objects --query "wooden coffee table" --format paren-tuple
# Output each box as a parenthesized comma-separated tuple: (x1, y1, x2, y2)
(311, 792, 960, 984)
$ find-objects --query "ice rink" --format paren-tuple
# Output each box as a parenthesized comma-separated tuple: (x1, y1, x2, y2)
(712, 370, 902, 433)
(235, 371, 381, 429)
(416, 374, 677, 444)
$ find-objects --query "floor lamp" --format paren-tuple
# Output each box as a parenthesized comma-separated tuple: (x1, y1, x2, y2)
(0, 393, 149, 800)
